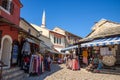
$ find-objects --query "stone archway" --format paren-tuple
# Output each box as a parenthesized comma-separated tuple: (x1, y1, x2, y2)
(0, 35, 12, 68)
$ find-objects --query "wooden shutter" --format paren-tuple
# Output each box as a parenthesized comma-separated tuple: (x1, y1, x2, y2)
(0, 0, 3, 6)
(10, 2, 14, 14)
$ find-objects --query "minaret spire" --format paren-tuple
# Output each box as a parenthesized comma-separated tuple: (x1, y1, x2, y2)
(41, 10, 46, 28)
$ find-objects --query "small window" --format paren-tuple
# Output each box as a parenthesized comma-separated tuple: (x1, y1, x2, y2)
(59, 38, 61, 44)
(28, 29, 31, 34)
(0, 0, 14, 14)
(57, 38, 59, 44)
(1, 0, 9, 10)
(10, 2, 14, 14)
(54, 36, 56, 43)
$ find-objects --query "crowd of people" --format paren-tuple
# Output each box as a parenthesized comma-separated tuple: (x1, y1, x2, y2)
(64, 55, 80, 71)
(43, 49, 103, 73)
(86, 55, 103, 72)
(62, 53, 103, 72)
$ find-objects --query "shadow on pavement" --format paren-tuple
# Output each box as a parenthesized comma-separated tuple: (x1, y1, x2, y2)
(28, 64, 63, 80)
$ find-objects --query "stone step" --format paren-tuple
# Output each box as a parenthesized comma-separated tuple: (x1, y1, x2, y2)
(8, 73, 29, 80)
(100, 69, 120, 75)
(1, 67, 28, 80)
(2, 67, 20, 75)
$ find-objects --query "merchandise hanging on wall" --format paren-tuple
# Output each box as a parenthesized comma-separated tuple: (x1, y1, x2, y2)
(100, 47, 108, 56)
(102, 55, 116, 66)
(12, 44, 19, 64)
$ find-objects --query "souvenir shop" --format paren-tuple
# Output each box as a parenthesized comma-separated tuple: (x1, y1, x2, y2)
(17, 31, 45, 75)
(39, 42, 52, 58)
(81, 36, 120, 68)
(29, 52, 44, 75)
(40, 42, 58, 63)
(61, 45, 80, 70)
(12, 31, 38, 66)
(39, 48, 53, 72)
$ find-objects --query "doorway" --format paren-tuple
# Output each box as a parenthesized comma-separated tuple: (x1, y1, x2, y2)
(1, 35, 12, 68)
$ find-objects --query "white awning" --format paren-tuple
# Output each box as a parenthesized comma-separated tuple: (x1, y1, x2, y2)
(26, 38, 36, 43)
(81, 36, 120, 47)
(40, 42, 58, 54)
(61, 45, 78, 51)
(46, 49, 59, 54)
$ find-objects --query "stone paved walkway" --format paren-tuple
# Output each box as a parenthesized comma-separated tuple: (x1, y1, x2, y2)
(23, 64, 120, 80)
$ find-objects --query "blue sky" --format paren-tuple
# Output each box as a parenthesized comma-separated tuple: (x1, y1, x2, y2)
(20, 0, 120, 38)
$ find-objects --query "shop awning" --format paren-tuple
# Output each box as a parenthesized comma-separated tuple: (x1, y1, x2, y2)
(26, 38, 37, 44)
(40, 42, 59, 54)
(61, 45, 78, 51)
(81, 36, 120, 47)
(46, 49, 59, 54)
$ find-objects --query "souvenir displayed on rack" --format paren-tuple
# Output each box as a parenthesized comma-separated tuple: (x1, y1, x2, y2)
(102, 55, 116, 66)
(100, 47, 109, 56)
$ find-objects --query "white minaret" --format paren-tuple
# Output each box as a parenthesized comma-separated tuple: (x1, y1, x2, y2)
(41, 10, 46, 28)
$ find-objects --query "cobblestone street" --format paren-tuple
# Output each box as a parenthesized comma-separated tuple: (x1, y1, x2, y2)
(23, 64, 120, 80)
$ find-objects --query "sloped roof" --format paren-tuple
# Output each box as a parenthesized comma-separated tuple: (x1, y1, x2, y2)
(79, 19, 120, 42)
(20, 18, 39, 33)
(49, 30, 66, 37)
(31, 23, 50, 31)
(53, 27, 82, 39)
(31, 23, 50, 39)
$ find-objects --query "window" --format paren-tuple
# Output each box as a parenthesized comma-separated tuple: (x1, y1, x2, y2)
(57, 38, 59, 44)
(54, 36, 62, 45)
(59, 38, 61, 44)
(68, 36, 70, 40)
(1, 0, 8, 10)
(54, 36, 56, 43)
(10, 1, 14, 14)
(0, 0, 14, 14)
(28, 28, 31, 34)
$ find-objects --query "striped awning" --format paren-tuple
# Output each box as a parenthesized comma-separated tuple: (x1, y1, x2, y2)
(81, 36, 120, 47)
(61, 45, 78, 51)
